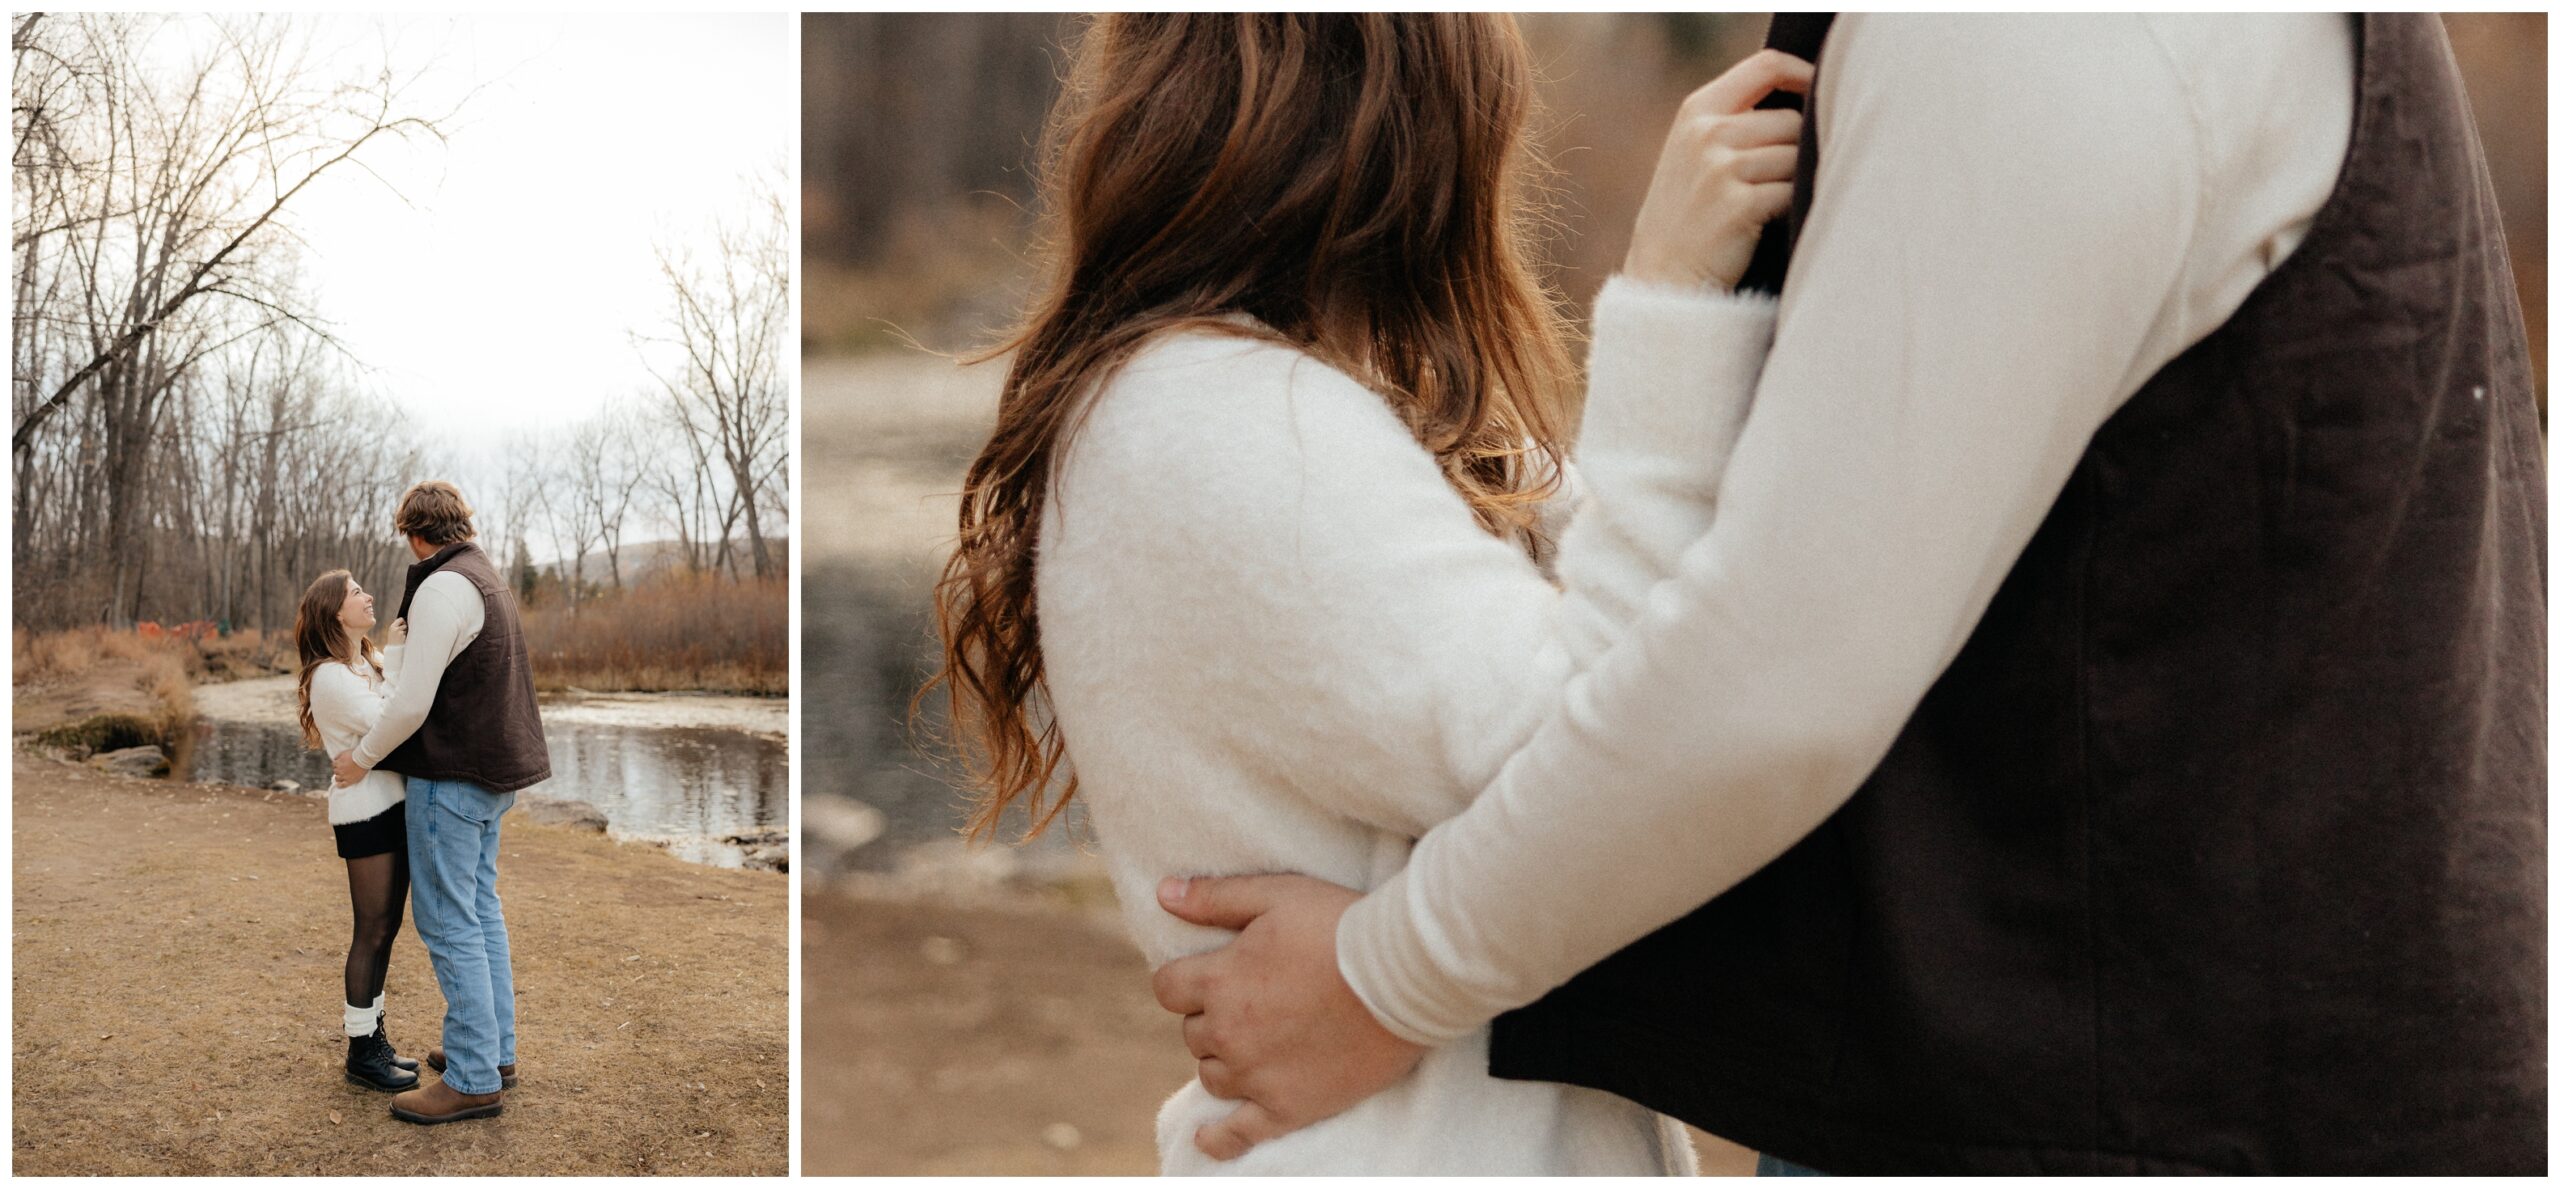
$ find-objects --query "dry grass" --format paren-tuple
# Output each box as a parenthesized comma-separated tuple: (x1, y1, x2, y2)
(138, 649, 193, 730)
(14, 574, 779, 736)
(13, 626, 201, 738)
(522, 574, 786, 695)
(803, 206, 1033, 356)
(195, 627, 293, 680)
(12, 749, 788, 1175)
(13, 626, 105, 683)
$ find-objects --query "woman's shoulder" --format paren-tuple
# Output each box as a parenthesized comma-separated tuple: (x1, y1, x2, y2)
(1071, 325, 1413, 480)
(1047, 325, 1465, 571)
(308, 658, 377, 697)
(1099, 325, 1393, 428)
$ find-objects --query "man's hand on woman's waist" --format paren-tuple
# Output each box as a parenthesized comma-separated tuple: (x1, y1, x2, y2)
(1150, 873, 1423, 1160)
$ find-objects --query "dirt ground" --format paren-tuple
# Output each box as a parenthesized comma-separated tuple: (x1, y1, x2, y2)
(801, 886, 1191, 1174)
(799, 880, 1755, 1175)
(11, 748, 789, 1176)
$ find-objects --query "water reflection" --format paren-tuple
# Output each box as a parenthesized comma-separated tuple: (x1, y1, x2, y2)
(182, 718, 333, 791)
(539, 720, 788, 859)
(801, 558, 1089, 873)
(179, 716, 786, 869)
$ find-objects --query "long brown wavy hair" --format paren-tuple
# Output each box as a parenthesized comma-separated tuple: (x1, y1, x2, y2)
(294, 569, 385, 750)
(928, 14, 1576, 841)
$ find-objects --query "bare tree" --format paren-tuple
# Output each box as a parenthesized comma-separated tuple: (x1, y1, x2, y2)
(572, 406, 651, 590)
(643, 175, 789, 581)
(13, 15, 459, 454)
(640, 394, 721, 574)
(13, 14, 459, 628)
(12, 13, 463, 627)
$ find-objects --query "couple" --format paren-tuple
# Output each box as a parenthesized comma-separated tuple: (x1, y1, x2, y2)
(935, 13, 2544, 1176)
(293, 480, 551, 1125)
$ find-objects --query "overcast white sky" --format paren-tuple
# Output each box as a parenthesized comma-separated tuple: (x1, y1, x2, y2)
(270, 13, 792, 454)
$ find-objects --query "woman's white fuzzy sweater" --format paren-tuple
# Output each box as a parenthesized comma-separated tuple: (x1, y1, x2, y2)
(308, 645, 407, 825)
(1034, 279, 1777, 1175)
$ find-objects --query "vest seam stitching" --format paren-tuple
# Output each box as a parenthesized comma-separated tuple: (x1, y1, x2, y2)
(2072, 468, 2106, 1154)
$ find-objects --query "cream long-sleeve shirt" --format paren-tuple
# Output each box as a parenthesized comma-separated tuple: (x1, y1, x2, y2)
(309, 646, 408, 825)
(1038, 282, 1784, 1172)
(1337, 14, 2358, 1046)
(350, 568, 484, 772)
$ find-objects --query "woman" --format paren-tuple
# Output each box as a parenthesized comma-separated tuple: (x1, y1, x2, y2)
(293, 569, 422, 1092)
(931, 14, 1809, 1174)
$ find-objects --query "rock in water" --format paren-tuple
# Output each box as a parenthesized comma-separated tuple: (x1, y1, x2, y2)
(719, 829, 791, 873)
(519, 797, 610, 833)
(802, 797, 885, 853)
(89, 746, 170, 778)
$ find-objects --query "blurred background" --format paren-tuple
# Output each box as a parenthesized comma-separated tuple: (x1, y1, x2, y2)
(797, 13, 2546, 1176)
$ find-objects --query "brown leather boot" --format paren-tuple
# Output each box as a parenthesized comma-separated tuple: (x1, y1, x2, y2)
(389, 1079, 503, 1124)
(425, 1048, 519, 1089)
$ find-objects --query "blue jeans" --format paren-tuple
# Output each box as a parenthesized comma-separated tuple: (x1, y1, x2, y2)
(1757, 1152, 1829, 1176)
(405, 777, 518, 1095)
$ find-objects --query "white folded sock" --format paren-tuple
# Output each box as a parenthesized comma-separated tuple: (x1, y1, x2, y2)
(344, 1000, 381, 1039)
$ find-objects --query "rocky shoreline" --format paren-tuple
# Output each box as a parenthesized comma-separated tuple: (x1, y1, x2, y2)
(25, 719, 794, 875)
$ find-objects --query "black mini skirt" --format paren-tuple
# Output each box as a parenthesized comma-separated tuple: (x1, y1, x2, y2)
(333, 799, 407, 861)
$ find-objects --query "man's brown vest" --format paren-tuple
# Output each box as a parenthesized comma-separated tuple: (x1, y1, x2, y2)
(1491, 15, 2546, 1174)
(382, 541, 553, 794)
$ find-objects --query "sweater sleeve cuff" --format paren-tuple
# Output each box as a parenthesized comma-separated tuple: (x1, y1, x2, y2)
(1335, 870, 1482, 1047)
(1578, 276, 1779, 468)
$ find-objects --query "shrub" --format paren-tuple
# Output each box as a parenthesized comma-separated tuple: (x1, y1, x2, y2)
(17, 625, 197, 734)
(519, 573, 786, 694)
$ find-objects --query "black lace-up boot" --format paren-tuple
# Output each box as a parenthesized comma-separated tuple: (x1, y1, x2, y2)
(346, 1028, 420, 1092)
(374, 1016, 420, 1072)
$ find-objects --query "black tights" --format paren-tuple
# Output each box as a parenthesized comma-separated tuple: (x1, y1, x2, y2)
(343, 848, 409, 1010)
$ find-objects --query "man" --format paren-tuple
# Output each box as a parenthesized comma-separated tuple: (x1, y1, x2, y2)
(1150, 14, 2544, 1174)
(333, 480, 553, 1125)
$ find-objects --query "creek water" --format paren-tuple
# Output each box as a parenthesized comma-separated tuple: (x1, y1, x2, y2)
(800, 355, 1093, 878)
(179, 680, 788, 869)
